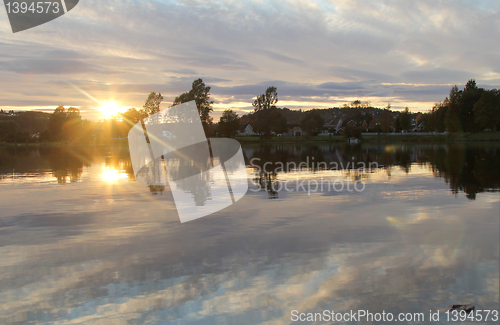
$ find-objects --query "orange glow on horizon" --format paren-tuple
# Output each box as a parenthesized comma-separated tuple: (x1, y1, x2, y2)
(98, 101, 127, 118)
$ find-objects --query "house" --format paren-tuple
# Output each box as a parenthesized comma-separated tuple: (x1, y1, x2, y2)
(0, 109, 16, 116)
(323, 118, 343, 133)
(344, 119, 357, 128)
(238, 124, 257, 136)
(410, 122, 424, 132)
(368, 118, 381, 131)
(360, 120, 368, 132)
(291, 126, 306, 136)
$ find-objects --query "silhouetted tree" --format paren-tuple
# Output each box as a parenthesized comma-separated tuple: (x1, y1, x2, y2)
(428, 102, 448, 132)
(173, 78, 214, 133)
(380, 109, 394, 133)
(141, 92, 163, 124)
(300, 110, 324, 135)
(459, 79, 483, 132)
(218, 109, 240, 137)
(118, 107, 143, 136)
(344, 124, 362, 139)
(445, 86, 461, 133)
(399, 107, 412, 131)
(47, 106, 82, 141)
(474, 89, 500, 131)
(252, 86, 287, 137)
(64, 107, 82, 140)
(253, 86, 278, 110)
(0, 120, 19, 141)
(121, 107, 142, 124)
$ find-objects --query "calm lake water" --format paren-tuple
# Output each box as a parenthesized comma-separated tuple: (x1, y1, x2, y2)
(0, 143, 498, 324)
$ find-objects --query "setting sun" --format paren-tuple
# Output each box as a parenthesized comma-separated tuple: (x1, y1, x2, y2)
(99, 101, 126, 118)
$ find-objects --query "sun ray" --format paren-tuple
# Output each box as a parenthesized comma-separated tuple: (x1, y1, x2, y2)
(99, 101, 127, 118)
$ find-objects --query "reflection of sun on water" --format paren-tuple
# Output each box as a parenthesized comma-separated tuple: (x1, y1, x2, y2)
(101, 168, 127, 183)
(99, 101, 126, 118)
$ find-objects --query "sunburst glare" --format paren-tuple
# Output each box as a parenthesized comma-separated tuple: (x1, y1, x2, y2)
(99, 101, 126, 118)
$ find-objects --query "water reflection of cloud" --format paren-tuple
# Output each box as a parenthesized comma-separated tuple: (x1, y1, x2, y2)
(0, 146, 498, 324)
(0, 181, 498, 324)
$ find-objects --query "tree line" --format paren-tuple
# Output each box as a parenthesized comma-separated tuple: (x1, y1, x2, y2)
(0, 79, 216, 143)
(1, 78, 499, 144)
(419, 79, 500, 133)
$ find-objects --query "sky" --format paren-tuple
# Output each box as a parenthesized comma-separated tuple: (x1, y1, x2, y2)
(0, 0, 499, 120)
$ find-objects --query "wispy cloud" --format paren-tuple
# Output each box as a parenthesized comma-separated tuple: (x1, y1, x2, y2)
(0, 0, 499, 119)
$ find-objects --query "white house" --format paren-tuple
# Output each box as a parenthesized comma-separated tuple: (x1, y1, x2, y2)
(324, 118, 343, 132)
(410, 122, 424, 132)
(238, 124, 257, 136)
(292, 126, 306, 136)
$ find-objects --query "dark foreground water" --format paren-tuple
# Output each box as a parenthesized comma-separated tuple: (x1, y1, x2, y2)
(0, 143, 498, 324)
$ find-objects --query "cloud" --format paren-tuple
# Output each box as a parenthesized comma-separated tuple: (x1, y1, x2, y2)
(317, 81, 367, 90)
(0, 59, 99, 75)
(253, 49, 306, 66)
(164, 68, 198, 75)
(0, 0, 499, 117)
(401, 68, 477, 84)
(328, 66, 398, 83)
(165, 53, 256, 70)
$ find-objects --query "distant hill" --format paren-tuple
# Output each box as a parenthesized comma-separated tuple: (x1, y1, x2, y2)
(0, 110, 51, 135)
(239, 106, 405, 128)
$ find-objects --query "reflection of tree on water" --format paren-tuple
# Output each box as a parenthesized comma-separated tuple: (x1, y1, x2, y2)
(46, 148, 91, 183)
(254, 170, 279, 199)
(244, 143, 500, 200)
(0, 148, 19, 174)
(245, 145, 287, 199)
(246, 144, 379, 198)
(425, 145, 500, 200)
(245, 144, 381, 172)
(174, 169, 212, 205)
(136, 159, 166, 194)
(393, 147, 412, 174)
(164, 144, 213, 206)
(104, 146, 136, 180)
(0, 147, 93, 183)
(149, 184, 165, 195)
(1, 146, 133, 184)
(0, 147, 54, 176)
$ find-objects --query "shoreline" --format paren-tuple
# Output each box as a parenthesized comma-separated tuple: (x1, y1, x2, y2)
(235, 133, 500, 144)
(1, 131, 499, 148)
